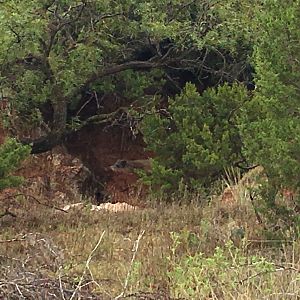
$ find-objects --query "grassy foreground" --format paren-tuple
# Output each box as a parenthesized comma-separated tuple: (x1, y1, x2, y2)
(0, 194, 299, 299)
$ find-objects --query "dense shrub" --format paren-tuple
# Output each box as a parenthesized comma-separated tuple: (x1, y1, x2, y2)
(240, 0, 300, 198)
(141, 82, 248, 193)
(0, 138, 31, 190)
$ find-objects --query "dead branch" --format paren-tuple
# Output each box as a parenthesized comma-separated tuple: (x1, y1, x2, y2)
(79, 106, 129, 127)
(0, 235, 26, 243)
(74, 60, 168, 98)
(2, 193, 68, 213)
(115, 230, 145, 300)
(238, 265, 300, 285)
(46, 2, 87, 56)
(69, 231, 106, 300)
(0, 209, 17, 219)
(249, 192, 265, 228)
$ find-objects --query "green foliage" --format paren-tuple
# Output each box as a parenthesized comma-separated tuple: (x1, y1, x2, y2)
(0, 0, 256, 134)
(240, 0, 300, 193)
(141, 82, 248, 193)
(0, 139, 31, 190)
(167, 231, 276, 299)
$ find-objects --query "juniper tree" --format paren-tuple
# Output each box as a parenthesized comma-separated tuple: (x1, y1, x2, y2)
(141, 82, 248, 193)
(0, 139, 30, 190)
(0, 0, 256, 153)
(240, 0, 300, 200)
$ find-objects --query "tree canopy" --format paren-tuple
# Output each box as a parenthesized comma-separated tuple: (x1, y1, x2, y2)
(0, 0, 254, 152)
(0, 0, 299, 202)
(0, 138, 30, 191)
(240, 0, 300, 193)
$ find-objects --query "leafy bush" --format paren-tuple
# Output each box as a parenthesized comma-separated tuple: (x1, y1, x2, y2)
(167, 231, 277, 299)
(240, 0, 300, 195)
(141, 82, 248, 193)
(0, 138, 31, 190)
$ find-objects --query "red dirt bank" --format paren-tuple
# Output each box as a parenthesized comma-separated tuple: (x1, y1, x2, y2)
(0, 120, 151, 206)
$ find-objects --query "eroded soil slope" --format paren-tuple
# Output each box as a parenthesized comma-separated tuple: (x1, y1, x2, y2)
(0, 120, 151, 207)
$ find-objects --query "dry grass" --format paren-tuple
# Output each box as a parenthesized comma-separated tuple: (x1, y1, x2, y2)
(0, 189, 300, 299)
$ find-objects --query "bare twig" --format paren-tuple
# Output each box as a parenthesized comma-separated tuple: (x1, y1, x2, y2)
(238, 266, 300, 285)
(75, 92, 95, 116)
(15, 284, 24, 299)
(45, 2, 87, 57)
(115, 230, 145, 300)
(2, 193, 68, 213)
(249, 192, 265, 227)
(7, 25, 22, 43)
(263, 292, 300, 299)
(0, 235, 27, 243)
(73, 60, 166, 98)
(167, 0, 197, 23)
(58, 266, 66, 300)
(0, 208, 17, 219)
(93, 12, 124, 25)
(69, 231, 106, 300)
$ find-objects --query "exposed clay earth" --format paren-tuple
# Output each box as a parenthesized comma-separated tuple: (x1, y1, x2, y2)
(1, 119, 298, 215)
(0, 119, 152, 209)
(66, 125, 152, 205)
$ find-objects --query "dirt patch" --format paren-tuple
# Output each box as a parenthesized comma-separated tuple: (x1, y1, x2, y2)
(66, 126, 151, 173)
(4, 146, 91, 206)
(0, 124, 151, 207)
(1, 97, 152, 205)
(66, 125, 152, 204)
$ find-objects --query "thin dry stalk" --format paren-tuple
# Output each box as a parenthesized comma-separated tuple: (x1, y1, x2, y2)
(115, 230, 145, 300)
(58, 266, 66, 300)
(69, 231, 106, 300)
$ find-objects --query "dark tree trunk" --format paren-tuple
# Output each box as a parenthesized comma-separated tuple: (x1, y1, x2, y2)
(51, 85, 67, 133)
(22, 132, 67, 154)
(21, 85, 69, 154)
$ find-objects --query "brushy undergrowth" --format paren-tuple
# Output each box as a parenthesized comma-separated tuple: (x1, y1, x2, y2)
(0, 191, 299, 299)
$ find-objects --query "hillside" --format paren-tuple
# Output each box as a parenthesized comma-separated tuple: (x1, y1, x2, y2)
(1, 0, 300, 299)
